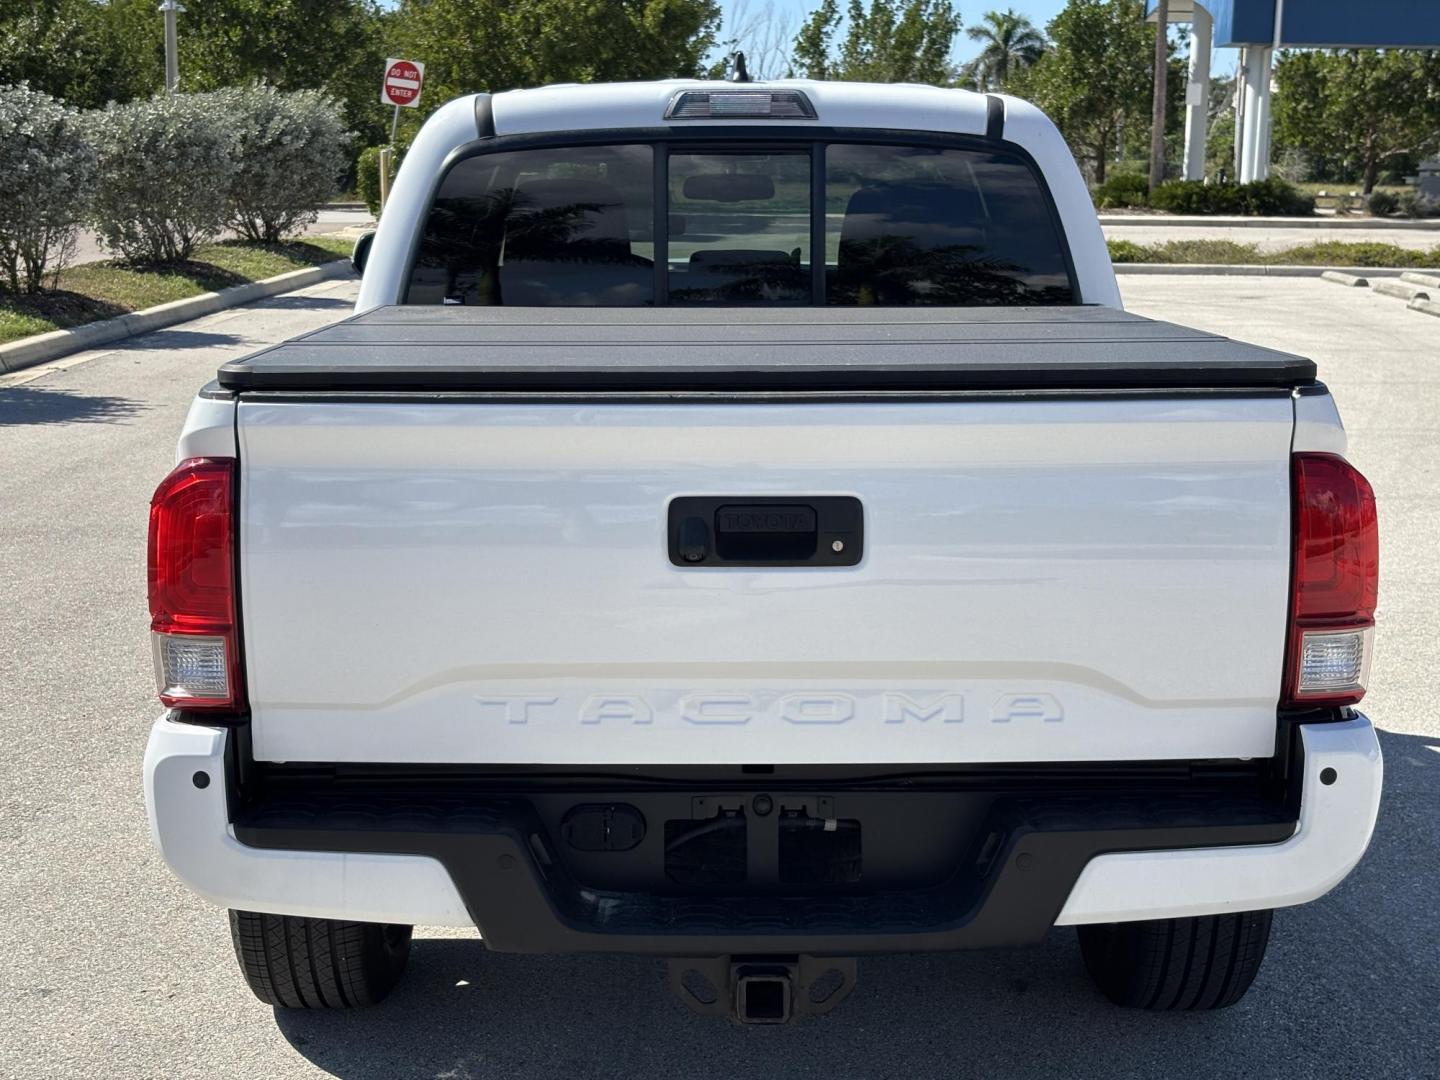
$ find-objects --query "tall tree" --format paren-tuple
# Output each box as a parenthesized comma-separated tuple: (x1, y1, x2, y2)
(709, 0, 797, 79)
(1147, 0, 1168, 190)
(962, 8, 1044, 91)
(791, 0, 960, 84)
(1274, 49, 1440, 194)
(390, 0, 720, 108)
(1005, 0, 1157, 184)
(176, 0, 386, 143)
(0, 0, 161, 107)
(792, 0, 841, 79)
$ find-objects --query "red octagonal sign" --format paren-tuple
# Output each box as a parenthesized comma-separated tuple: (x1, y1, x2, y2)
(381, 58, 425, 108)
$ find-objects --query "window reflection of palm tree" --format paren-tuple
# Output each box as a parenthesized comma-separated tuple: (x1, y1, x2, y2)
(834, 234, 1068, 306)
(670, 254, 808, 304)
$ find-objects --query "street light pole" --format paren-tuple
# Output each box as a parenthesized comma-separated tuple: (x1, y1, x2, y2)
(159, 0, 185, 93)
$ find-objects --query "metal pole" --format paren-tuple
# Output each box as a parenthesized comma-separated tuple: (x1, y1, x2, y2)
(379, 106, 401, 213)
(159, 0, 185, 93)
(1182, 7, 1212, 182)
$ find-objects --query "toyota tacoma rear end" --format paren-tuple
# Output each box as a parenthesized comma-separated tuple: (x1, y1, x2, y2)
(142, 80, 1382, 1022)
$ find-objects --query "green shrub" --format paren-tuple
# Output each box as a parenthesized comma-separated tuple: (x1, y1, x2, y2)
(1367, 191, 1399, 217)
(1236, 177, 1314, 216)
(219, 85, 350, 244)
(1093, 173, 1150, 209)
(1272, 241, 1440, 268)
(1149, 180, 1235, 214)
(1149, 239, 1262, 264)
(0, 83, 97, 292)
(1105, 239, 1152, 263)
(1333, 193, 1361, 215)
(357, 143, 409, 217)
(1148, 178, 1311, 216)
(1396, 191, 1439, 219)
(87, 92, 239, 264)
(1105, 238, 1440, 269)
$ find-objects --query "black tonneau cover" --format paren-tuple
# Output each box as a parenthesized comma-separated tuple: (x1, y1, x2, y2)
(216, 306, 1316, 393)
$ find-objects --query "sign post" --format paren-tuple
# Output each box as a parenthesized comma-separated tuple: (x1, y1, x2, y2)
(378, 58, 425, 212)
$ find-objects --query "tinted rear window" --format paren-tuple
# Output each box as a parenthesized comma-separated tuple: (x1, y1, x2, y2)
(405, 139, 1073, 307)
(406, 145, 655, 307)
(826, 144, 1073, 305)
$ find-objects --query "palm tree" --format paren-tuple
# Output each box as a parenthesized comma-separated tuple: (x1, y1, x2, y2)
(963, 9, 1046, 91)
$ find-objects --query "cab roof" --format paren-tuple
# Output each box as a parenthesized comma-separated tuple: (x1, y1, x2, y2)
(489, 79, 994, 137)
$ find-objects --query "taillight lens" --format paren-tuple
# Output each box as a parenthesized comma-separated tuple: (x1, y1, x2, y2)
(1283, 453, 1378, 707)
(148, 457, 242, 711)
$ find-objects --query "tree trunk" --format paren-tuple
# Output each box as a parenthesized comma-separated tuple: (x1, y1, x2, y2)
(1149, 0, 1170, 192)
(1094, 147, 1107, 186)
(1362, 158, 1379, 195)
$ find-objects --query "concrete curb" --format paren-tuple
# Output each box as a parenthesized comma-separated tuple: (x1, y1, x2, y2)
(0, 260, 354, 375)
(1400, 271, 1440, 289)
(1374, 280, 1431, 302)
(1113, 263, 1415, 277)
(1101, 214, 1440, 231)
(1321, 270, 1369, 288)
(1408, 298, 1440, 318)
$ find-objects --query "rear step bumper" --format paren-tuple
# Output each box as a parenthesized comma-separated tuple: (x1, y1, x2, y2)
(143, 715, 1381, 946)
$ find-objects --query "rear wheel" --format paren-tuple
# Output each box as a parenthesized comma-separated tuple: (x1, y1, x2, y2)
(228, 910, 412, 1008)
(1077, 910, 1273, 1010)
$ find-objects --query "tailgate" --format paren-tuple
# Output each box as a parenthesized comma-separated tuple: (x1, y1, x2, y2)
(237, 396, 1295, 765)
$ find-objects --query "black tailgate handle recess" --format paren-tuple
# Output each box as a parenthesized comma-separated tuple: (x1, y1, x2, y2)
(668, 496, 862, 568)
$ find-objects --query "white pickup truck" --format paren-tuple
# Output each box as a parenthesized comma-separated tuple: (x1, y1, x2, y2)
(143, 80, 1382, 1023)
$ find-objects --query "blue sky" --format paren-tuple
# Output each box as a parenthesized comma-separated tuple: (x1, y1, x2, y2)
(715, 1, 1233, 76)
(718, 0, 1072, 68)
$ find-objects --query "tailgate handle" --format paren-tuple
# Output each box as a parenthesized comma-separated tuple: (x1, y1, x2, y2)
(668, 497, 863, 568)
(715, 504, 817, 561)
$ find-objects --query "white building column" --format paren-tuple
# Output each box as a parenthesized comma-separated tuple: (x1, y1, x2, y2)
(1253, 50, 1274, 181)
(1182, 6, 1212, 181)
(1238, 44, 1272, 182)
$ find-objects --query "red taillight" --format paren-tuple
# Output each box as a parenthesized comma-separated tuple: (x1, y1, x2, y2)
(148, 457, 242, 711)
(1283, 453, 1378, 707)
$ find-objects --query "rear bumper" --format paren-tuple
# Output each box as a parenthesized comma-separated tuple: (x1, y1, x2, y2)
(143, 714, 1381, 949)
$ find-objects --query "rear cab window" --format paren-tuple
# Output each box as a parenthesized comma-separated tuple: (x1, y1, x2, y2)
(405, 137, 1074, 307)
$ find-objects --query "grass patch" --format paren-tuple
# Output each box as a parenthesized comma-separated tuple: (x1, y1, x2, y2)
(1108, 238, 1440, 268)
(0, 237, 354, 346)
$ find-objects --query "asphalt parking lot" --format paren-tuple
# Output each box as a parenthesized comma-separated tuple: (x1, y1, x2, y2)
(2, 275, 1437, 1079)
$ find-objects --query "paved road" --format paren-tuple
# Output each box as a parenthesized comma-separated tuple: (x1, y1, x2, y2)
(68, 209, 374, 266)
(2, 277, 1437, 1078)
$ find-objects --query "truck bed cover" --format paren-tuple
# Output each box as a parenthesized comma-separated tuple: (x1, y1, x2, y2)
(216, 305, 1316, 393)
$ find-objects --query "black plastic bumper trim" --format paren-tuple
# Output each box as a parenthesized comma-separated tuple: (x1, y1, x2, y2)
(233, 785, 1295, 955)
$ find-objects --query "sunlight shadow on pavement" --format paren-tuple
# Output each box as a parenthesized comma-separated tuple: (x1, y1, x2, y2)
(0, 385, 147, 426)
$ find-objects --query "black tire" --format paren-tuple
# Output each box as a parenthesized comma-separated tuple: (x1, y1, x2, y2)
(228, 910, 412, 1008)
(1077, 909, 1273, 1010)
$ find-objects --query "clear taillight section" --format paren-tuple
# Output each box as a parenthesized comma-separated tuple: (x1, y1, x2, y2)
(148, 457, 242, 711)
(1283, 453, 1379, 707)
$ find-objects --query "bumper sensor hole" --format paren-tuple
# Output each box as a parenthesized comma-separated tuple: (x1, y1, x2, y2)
(191, 771, 210, 789)
(1320, 767, 1338, 785)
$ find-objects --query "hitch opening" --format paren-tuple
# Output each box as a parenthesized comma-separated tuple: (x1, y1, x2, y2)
(668, 955, 857, 1023)
(737, 968, 792, 1024)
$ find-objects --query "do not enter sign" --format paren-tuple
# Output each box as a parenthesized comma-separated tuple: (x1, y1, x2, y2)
(381, 58, 425, 108)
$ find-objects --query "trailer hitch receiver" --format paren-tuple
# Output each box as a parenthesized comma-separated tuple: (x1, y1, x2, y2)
(668, 955, 857, 1023)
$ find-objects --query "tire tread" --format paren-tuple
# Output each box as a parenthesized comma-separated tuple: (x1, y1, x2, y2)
(1078, 910, 1273, 1011)
(228, 910, 411, 1009)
